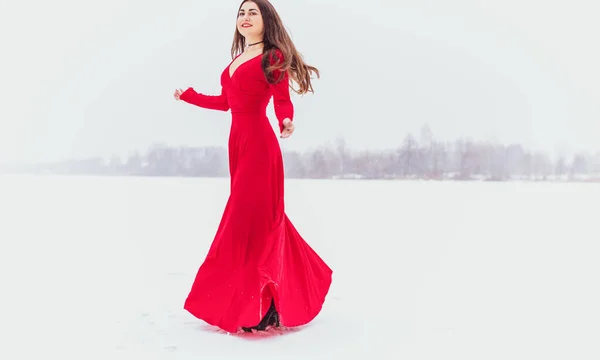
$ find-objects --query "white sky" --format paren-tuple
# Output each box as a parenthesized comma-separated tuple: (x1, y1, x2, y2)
(1, 0, 599, 164)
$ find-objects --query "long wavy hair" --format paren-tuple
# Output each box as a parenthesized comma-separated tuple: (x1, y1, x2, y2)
(231, 0, 319, 95)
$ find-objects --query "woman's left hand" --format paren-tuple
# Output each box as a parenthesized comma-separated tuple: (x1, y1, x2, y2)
(281, 118, 295, 138)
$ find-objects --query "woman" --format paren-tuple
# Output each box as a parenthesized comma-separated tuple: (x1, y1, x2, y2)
(174, 0, 332, 334)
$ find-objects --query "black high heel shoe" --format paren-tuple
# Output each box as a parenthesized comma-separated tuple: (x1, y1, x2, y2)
(242, 299, 280, 332)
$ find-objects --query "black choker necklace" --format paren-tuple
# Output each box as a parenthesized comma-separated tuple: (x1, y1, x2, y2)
(245, 40, 263, 48)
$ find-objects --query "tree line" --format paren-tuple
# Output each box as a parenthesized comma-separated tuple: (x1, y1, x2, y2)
(3, 125, 599, 182)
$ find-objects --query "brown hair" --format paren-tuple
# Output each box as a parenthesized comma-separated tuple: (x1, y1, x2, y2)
(231, 0, 319, 95)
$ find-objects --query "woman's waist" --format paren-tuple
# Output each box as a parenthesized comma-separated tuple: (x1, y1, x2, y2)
(229, 114, 277, 135)
(230, 106, 267, 115)
(230, 109, 270, 121)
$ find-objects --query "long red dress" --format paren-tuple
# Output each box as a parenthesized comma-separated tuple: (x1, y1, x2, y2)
(179, 49, 333, 333)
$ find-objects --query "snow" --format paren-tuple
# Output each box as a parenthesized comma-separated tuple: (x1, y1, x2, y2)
(0, 174, 599, 359)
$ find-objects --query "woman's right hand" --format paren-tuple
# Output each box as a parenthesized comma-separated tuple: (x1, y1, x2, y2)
(174, 88, 184, 100)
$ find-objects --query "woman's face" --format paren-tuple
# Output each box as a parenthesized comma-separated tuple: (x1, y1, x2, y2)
(236, 1, 264, 39)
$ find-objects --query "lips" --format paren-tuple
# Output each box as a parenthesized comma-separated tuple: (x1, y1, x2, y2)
(241, 23, 252, 27)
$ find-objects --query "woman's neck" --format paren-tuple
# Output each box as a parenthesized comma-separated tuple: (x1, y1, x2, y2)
(244, 36, 264, 51)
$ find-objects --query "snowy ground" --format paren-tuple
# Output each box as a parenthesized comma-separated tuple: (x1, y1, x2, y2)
(0, 174, 599, 359)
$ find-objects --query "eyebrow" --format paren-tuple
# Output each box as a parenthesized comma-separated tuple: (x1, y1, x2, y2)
(240, 8, 259, 11)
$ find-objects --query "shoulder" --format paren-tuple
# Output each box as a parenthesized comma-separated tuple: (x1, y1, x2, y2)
(265, 47, 285, 65)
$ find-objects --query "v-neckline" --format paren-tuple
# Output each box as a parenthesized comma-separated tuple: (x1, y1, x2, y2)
(228, 52, 262, 80)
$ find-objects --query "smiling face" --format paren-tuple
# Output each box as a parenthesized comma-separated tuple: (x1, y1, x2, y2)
(236, 1, 264, 39)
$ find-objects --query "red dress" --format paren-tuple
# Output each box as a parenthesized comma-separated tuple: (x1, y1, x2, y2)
(179, 49, 333, 333)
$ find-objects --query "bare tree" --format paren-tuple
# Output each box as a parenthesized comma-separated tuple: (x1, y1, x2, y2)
(398, 133, 418, 177)
(11, 124, 599, 182)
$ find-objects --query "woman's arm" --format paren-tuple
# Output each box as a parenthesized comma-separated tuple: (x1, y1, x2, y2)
(179, 86, 230, 112)
(268, 50, 294, 133)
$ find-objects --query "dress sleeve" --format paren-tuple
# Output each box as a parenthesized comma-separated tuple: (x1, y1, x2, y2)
(180, 86, 230, 112)
(268, 50, 294, 133)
